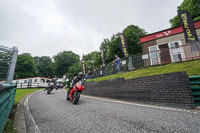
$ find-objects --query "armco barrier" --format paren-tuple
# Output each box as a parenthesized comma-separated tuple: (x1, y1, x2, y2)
(0, 83, 16, 133)
(189, 76, 200, 106)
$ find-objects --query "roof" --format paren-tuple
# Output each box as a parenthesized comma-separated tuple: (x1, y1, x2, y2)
(140, 21, 200, 43)
(13, 77, 52, 80)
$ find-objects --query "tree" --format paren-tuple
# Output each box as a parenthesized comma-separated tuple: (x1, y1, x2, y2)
(82, 51, 102, 71)
(34, 56, 54, 78)
(53, 51, 80, 78)
(14, 53, 36, 79)
(123, 25, 147, 55)
(170, 0, 200, 27)
(100, 25, 146, 65)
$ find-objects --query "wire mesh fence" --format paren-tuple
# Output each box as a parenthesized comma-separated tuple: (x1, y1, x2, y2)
(0, 45, 18, 83)
(87, 53, 144, 79)
(86, 43, 200, 79)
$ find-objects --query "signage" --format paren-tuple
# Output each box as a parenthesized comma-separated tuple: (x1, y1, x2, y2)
(118, 33, 129, 58)
(101, 48, 106, 67)
(82, 62, 86, 75)
(140, 21, 200, 43)
(122, 60, 126, 65)
(178, 10, 199, 43)
(142, 54, 149, 59)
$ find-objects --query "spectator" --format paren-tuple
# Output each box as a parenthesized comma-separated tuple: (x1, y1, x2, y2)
(113, 55, 120, 73)
(86, 73, 88, 79)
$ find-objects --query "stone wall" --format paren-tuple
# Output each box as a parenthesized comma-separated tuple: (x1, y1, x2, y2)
(84, 71, 194, 109)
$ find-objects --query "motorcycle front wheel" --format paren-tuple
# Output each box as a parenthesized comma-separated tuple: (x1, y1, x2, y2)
(47, 87, 52, 94)
(72, 92, 80, 104)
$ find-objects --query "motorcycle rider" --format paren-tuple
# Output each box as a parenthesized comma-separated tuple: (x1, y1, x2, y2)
(44, 79, 55, 91)
(67, 72, 84, 100)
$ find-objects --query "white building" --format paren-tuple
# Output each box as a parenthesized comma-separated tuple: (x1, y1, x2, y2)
(12, 77, 52, 88)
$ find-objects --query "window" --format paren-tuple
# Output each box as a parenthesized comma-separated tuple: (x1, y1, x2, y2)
(169, 41, 182, 62)
(41, 79, 45, 83)
(46, 80, 50, 83)
(170, 42, 179, 48)
(34, 79, 38, 83)
(28, 79, 32, 83)
(16, 81, 19, 84)
(189, 36, 200, 51)
(149, 45, 160, 65)
(24, 80, 27, 83)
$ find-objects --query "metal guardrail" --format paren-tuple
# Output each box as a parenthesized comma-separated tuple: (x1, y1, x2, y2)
(0, 83, 16, 133)
(189, 76, 200, 107)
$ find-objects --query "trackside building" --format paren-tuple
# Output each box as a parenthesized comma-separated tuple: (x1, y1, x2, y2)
(140, 21, 200, 67)
(12, 77, 52, 88)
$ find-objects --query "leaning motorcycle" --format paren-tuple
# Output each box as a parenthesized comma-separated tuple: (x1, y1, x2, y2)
(67, 80, 85, 104)
(46, 85, 54, 94)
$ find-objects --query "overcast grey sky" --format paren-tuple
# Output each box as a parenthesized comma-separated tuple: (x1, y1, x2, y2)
(0, 0, 183, 57)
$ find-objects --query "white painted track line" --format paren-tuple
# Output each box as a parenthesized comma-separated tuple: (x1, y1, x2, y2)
(63, 87, 199, 113)
(82, 95, 200, 114)
(24, 92, 41, 133)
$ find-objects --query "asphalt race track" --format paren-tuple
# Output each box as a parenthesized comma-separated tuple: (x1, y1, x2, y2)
(25, 89, 200, 133)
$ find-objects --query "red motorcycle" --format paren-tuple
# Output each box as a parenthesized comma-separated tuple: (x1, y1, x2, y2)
(67, 80, 85, 104)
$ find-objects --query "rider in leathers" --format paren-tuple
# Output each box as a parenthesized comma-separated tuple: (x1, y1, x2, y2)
(67, 72, 83, 100)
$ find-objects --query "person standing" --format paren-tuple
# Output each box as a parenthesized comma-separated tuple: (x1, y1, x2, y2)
(113, 55, 120, 73)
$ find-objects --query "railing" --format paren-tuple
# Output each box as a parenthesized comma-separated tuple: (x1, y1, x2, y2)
(0, 45, 18, 83)
(144, 43, 200, 66)
(189, 76, 200, 107)
(0, 45, 18, 133)
(0, 83, 16, 133)
(16, 83, 40, 89)
(87, 43, 200, 79)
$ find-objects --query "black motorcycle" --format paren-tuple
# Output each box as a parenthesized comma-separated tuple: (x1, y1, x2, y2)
(46, 85, 54, 94)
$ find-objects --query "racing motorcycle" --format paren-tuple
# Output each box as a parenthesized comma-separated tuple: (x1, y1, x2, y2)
(67, 80, 85, 104)
(46, 85, 54, 94)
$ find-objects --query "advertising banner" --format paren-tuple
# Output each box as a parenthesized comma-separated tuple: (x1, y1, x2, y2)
(101, 48, 106, 67)
(178, 10, 199, 43)
(118, 33, 129, 58)
(82, 62, 86, 75)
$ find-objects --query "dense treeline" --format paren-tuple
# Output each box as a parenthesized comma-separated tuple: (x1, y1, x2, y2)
(14, 51, 81, 81)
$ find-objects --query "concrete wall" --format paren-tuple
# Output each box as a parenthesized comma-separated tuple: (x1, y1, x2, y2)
(84, 71, 194, 109)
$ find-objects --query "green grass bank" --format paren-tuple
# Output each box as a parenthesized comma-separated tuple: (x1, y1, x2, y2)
(88, 59, 200, 82)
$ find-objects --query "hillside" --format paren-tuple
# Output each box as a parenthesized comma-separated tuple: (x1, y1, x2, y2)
(88, 59, 200, 82)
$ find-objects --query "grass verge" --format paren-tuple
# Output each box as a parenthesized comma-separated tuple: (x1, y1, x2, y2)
(88, 59, 200, 82)
(14, 88, 42, 104)
(3, 88, 42, 133)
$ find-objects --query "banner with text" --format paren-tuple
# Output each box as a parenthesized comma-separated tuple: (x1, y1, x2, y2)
(82, 62, 86, 75)
(178, 10, 198, 43)
(101, 48, 106, 67)
(118, 33, 129, 58)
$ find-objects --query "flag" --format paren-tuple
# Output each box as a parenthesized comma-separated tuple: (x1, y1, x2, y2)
(118, 33, 129, 58)
(178, 10, 198, 43)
